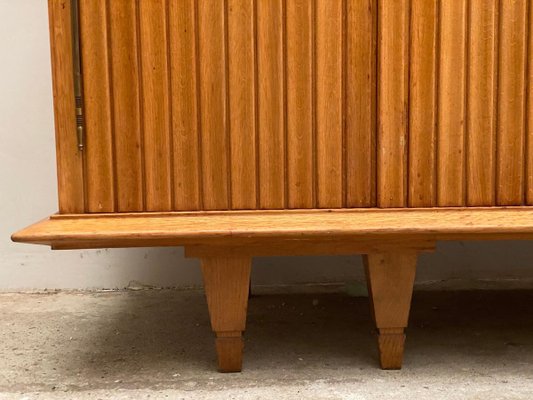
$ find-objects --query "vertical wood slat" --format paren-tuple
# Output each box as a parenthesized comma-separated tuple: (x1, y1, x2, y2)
(48, 0, 85, 214)
(197, 0, 230, 210)
(138, 0, 173, 211)
(169, 0, 201, 210)
(227, 0, 257, 209)
(80, 0, 115, 212)
(257, 0, 285, 209)
(437, 0, 467, 206)
(408, 0, 437, 207)
(286, 0, 314, 209)
(345, 0, 377, 207)
(466, 0, 498, 206)
(108, 1, 143, 212)
(316, 0, 343, 208)
(526, 1, 533, 205)
(496, 0, 528, 205)
(377, 0, 409, 208)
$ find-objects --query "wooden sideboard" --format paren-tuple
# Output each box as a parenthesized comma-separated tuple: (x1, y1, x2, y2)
(13, 0, 533, 372)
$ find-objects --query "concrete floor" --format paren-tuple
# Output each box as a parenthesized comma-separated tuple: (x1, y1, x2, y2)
(0, 289, 532, 399)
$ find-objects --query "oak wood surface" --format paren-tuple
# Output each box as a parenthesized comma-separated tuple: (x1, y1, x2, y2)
(256, 0, 286, 209)
(437, 0, 467, 207)
(197, 0, 230, 210)
(528, 7, 533, 205)
(377, 0, 409, 208)
(496, 0, 528, 205)
(345, 0, 376, 208)
(466, 0, 498, 206)
(408, 0, 437, 207)
(13, 208, 533, 249)
(201, 256, 251, 372)
(108, 0, 144, 212)
(169, 0, 201, 211)
(138, 0, 173, 211)
(50, 0, 533, 213)
(48, 0, 85, 214)
(80, 0, 115, 212)
(364, 252, 418, 369)
(286, 0, 314, 209)
(316, 0, 343, 208)
(228, 0, 258, 210)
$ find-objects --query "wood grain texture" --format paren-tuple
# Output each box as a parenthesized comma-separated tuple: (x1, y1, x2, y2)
(376, 328, 406, 370)
(48, 0, 85, 214)
(345, 0, 377, 207)
(496, 0, 528, 205)
(256, 0, 286, 209)
(528, 4, 533, 205)
(316, 0, 343, 208)
(466, 0, 498, 206)
(286, 0, 314, 208)
(138, 0, 173, 211)
(197, 0, 230, 210)
(108, 1, 143, 212)
(169, 0, 201, 210)
(80, 0, 115, 212)
(377, 0, 409, 207)
(364, 252, 417, 369)
(437, 0, 467, 206)
(185, 239, 435, 258)
(227, 0, 257, 209)
(201, 256, 251, 372)
(408, 0, 437, 207)
(49, 0, 533, 213)
(14, 208, 533, 249)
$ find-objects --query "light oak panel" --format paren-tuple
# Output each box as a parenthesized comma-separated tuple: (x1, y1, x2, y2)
(54, 0, 533, 213)
(437, 0, 467, 206)
(197, 0, 230, 210)
(408, 0, 437, 207)
(227, 0, 257, 209)
(256, 0, 286, 209)
(466, 0, 498, 206)
(48, 0, 85, 213)
(169, 0, 201, 211)
(108, 1, 143, 212)
(286, 0, 314, 208)
(345, 0, 377, 207)
(80, 0, 115, 212)
(316, 0, 343, 208)
(496, 0, 528, 205)
(528, 5, 533, 205)
(138, 0, 173, 211)
(377, 0, 409, 207)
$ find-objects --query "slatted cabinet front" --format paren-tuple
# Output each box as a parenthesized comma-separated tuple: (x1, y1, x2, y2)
(50, 0, 533, 214)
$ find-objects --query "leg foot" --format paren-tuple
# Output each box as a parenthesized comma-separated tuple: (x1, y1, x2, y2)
(364, 252, 417, 370)
(201, 256, 251, 373)
(377, 328, 405, 369)
(216, 332, 244, 372)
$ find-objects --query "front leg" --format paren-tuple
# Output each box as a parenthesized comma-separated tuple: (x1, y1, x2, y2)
(201, 256, 252, 372)
(364, 252, 418, 369)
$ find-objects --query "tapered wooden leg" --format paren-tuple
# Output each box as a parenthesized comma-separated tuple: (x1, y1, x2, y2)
(364, 252, 417, 370)
(201, 256, 251, 372)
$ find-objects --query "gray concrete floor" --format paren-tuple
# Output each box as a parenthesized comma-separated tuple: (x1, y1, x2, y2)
(0, 289, 532, 399)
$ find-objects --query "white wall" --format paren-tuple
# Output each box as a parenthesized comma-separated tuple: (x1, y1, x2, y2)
(1, 0, 532, 291)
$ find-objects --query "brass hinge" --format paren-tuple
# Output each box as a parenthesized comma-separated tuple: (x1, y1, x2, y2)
(71, 0, 84, 151)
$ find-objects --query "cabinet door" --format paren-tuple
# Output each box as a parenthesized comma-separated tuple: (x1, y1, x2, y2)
(50, 0, 533, 213)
